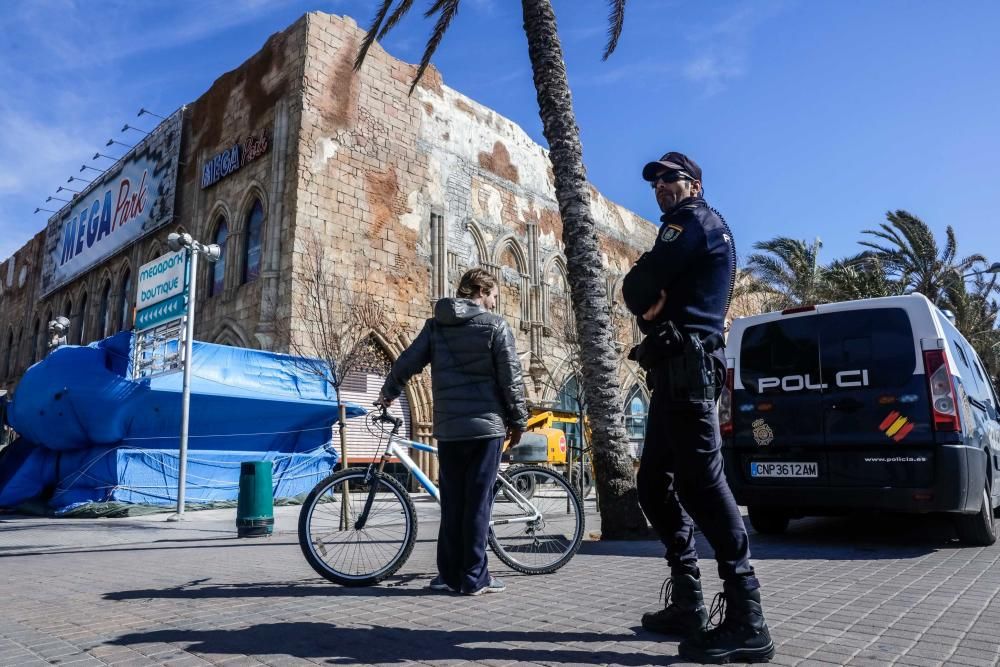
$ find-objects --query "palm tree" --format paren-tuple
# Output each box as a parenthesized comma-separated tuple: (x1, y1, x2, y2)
(820, 253, 901, 303)
(745, 237, 825, 310)
(860, 210, 986, 303)
(942, 272, 1000, 380)
(354, 0, 646, 538)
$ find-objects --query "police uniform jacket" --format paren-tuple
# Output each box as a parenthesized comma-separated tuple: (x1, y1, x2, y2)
(637, 197, 736, 342)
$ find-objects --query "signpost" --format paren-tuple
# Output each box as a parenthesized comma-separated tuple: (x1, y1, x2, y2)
(133, 250, 188, 380)
(134, 294, 186, 331)
(132, 237, 219, 521)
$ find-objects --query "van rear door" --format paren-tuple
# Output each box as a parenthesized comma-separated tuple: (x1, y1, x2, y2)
(820, 308, 932, 447)
(736, 313, 826, 449)
(819, 307, 935, 487)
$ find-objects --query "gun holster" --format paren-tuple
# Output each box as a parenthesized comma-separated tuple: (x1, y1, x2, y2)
(662, 334, 718, 402)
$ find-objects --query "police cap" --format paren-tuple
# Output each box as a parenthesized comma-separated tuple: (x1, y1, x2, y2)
(642, 151, 702, 183)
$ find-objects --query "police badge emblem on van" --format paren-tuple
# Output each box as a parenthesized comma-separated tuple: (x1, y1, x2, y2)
(752, 419, 774, 447)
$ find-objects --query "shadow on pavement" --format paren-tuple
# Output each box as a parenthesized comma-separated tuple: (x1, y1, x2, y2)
(578, 512, 966, 561)
(103, 576, 447, 601)
(0, 537, 296, 559)
(109, 622, 685, 665)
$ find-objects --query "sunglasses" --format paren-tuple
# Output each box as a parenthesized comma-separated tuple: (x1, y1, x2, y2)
(650, 171, 691, 188)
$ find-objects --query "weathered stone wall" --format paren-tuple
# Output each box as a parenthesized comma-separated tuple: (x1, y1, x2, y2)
(180, 17, 307, 350)
(291, 12, 656, 443)
(0, 233, 47, 391)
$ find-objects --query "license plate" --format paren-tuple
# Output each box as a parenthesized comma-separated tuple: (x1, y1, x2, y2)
(750, 462, 818, 478)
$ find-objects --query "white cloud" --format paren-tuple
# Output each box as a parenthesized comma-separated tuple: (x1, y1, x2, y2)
(681, 52, 746, 96)
(679, 1, 785, 96)
(0, 0, 297, 72)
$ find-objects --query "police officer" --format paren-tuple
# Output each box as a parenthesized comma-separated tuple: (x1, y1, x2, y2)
(622, 152, 774, 664)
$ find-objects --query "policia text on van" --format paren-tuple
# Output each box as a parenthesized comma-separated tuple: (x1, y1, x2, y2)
(721, 294, 1000, 546)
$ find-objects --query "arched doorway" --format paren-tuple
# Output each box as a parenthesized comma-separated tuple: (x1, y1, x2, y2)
(338, 335, 413, 463)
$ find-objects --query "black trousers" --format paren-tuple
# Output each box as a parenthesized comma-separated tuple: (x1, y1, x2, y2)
(436, 436, 503, 593)
(637, 373, 757, 589)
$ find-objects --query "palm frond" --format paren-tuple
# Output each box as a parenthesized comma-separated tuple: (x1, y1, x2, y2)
(602, 0, 627, 61)
(943, 225, 957, 266)
(378, 0, 417, 39)
(354, 0, 397, 72)
(410, 0, 461, 95)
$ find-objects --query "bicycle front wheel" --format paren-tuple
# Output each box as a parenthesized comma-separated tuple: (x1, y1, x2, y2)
(298, 467, 417, 586)
(488, 464, 584, 574)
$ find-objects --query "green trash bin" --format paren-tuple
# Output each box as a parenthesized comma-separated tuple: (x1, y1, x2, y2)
(236, 461, 274, 537)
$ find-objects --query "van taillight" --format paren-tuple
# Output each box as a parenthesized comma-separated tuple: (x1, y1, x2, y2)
(719, 368, 735, 437)
(923, 349, 961, 432)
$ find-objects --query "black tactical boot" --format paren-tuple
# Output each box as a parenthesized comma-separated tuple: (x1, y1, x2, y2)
(640, 574, 709, 637)
(678, 583, 775, 664)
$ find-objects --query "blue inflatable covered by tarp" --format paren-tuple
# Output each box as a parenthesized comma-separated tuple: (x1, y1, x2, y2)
(0, 332, 365, 513)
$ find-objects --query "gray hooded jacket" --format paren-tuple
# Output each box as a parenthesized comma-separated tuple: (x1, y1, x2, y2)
(380, 298, 529, 442)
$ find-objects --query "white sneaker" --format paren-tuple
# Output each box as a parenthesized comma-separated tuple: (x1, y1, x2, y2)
(465, 576, 506, 596)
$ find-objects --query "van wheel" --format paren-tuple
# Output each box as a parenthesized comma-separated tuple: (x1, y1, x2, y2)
(955, 485, 997, 546)
(748, 506, 790, 535)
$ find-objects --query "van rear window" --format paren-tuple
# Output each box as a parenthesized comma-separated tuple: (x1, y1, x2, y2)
(740, 308, 916, 393)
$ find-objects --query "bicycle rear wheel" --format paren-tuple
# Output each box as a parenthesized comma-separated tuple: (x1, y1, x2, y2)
(488, 464, 584, 574)
(298, 467, 417, 586)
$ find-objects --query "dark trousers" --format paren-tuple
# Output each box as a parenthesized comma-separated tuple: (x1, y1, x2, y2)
(436, 436, 503, 593)
(637, 376, 757, 589)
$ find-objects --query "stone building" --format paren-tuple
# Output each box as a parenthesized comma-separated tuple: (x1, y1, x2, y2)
(0, 12, 655, 474)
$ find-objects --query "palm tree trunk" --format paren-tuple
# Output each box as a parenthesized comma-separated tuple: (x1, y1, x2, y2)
(521, 0, 647, 539)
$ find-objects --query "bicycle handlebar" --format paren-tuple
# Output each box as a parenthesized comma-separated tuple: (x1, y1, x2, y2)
(372, 403, 404, 429)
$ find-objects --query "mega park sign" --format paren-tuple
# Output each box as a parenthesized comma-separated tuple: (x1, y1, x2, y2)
(200, 127, 269, 189)
(40, 110, 182, 297)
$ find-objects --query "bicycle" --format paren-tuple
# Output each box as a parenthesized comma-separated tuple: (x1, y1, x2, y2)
(298, 406, 585, 586)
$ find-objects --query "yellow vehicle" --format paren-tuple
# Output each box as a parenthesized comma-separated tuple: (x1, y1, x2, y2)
(504, 409, 594, 497)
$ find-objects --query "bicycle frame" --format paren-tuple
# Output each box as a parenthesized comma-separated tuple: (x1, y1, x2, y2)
(365, 425, 541, 528)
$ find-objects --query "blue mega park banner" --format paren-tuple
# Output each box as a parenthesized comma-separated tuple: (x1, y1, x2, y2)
(40, 110, 182, 297)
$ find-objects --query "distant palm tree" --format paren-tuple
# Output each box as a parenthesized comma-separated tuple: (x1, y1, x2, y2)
(942, 273, 1000, 380)
(861, 210, 986, 303)
(354, 0, 646, 538)
(820, 253, 902, 303)
(745, 237, 825, 310)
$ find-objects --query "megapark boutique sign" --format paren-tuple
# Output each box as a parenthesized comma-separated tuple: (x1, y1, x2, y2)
(136, 250, 187, 311)
(40, 110, 183, 297)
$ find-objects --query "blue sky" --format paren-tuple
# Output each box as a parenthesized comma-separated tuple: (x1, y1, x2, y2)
(1, 0, 999, 270)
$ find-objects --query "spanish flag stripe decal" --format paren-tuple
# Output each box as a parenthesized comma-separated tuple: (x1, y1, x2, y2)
(879, 411, 901, 431)
(892, 423, 915, 442)
(886, 416, 909, 437)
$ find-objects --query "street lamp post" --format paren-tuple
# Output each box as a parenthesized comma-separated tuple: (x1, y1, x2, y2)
(165, 232, 221, 521)
(962, 262, 1000, 279)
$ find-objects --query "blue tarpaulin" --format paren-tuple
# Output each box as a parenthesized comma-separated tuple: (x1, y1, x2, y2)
(0, 332, 366, 512)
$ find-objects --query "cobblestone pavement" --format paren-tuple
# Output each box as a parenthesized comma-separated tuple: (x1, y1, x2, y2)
(3, 497, 1000, 666)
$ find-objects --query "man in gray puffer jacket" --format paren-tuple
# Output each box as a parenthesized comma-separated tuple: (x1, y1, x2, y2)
(378, 268, 528, 595)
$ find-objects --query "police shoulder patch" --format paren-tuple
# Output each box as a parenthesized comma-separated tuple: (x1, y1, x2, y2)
(661, 224, 684, 243)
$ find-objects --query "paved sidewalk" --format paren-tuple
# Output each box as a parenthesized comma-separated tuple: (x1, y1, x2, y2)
(3, 498, 1000, 666)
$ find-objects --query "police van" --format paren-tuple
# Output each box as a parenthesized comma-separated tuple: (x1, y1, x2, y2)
(720, 294, 1000, 545)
